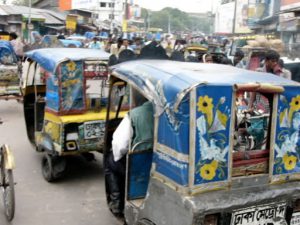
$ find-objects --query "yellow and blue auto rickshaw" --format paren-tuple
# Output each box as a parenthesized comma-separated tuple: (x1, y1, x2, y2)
(104, 59, 300, 225)
(0, 40, 21, 100)
(23, 48, 110, 181)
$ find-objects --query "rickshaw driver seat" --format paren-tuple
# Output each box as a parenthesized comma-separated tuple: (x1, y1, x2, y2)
(105, 89, 154, 216)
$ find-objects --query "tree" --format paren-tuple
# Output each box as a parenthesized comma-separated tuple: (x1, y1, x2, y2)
(140, 7, 211, 34)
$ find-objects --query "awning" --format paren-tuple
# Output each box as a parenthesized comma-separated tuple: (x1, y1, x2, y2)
(44, 25, 65, 31)
(78, 24, 97, 31)
(22, 13, 46, 22)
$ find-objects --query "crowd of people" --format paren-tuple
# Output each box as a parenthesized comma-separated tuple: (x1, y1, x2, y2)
(2, 31, 292, 81)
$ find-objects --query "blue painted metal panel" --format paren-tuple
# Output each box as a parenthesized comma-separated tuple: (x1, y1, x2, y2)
(154, 151, 189, 186)
(157, 97, 190, 154)
(128, 151, 153, 199)
(60, 61, 85, 112)
(46, 73, 59, 111)
(194, 85, 232, 185)
(273, 86, 300, 177)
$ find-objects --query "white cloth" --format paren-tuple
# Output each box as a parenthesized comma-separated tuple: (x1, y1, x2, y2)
(112, 114, 133, 162)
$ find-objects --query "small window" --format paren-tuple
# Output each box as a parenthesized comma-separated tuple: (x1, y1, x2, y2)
(233, 91, 273, 177)
(108, 2, 115, 8)
(100, 2, 106, 7)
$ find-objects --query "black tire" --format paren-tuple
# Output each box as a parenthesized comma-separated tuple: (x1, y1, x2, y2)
(0, 164, 15, 221)
(42, 154, 54, 182)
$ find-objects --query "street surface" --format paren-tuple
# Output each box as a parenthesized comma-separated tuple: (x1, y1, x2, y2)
(0, 100, 121, 225)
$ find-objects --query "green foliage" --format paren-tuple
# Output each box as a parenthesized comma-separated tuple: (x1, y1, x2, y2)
(142, 7, 211, 34)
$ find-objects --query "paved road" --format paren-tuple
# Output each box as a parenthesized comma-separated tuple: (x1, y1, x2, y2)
(0, 100, 121, 225)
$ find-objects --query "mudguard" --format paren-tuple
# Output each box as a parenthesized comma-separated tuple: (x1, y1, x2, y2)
(2, 144, 15, 169)
(37, 133, 55, 153)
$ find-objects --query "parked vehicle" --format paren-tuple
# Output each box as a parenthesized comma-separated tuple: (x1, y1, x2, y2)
(104, 59, 300, 225)
(22, 48, 110, 181)
(0, 41, 21, 101)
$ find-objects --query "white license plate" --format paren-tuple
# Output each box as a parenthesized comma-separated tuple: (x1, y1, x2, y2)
(291, 212, 300, 225)
(84, 121, 105, 139)
(231, 202, 286, 225)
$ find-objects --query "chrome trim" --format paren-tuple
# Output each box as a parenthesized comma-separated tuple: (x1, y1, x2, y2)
(174, 82, 207, 113)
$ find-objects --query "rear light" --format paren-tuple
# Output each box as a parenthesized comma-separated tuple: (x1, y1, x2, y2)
(204, 214, 218, 225)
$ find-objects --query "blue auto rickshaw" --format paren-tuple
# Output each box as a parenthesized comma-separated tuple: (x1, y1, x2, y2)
(22, 48, 111, 181)
(0, 40, 21, 100)
(104, 59, 300, 225)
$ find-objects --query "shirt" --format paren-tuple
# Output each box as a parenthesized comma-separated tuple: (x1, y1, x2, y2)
(112, 114, 133, 162)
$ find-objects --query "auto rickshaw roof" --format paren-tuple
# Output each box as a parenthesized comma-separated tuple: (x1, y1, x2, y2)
(112, 60, 299, 113)
(26, 48, 111, 73)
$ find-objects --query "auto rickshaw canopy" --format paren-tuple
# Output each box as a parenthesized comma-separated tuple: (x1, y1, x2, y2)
(25, 48, 110, 74)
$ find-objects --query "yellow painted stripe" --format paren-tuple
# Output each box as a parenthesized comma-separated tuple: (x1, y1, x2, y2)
(45, 110, 127, 124)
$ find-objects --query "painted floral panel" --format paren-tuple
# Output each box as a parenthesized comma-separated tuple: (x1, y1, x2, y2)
(273, 87, 300, 177)
(194, 86, 232, 185)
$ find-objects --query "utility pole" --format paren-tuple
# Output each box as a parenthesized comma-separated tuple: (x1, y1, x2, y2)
(28, 0, 32, 44)
(232, 0, 237, 34)
(168, 14, 171, 34)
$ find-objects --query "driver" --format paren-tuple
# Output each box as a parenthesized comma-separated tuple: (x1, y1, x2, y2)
(105, 88, 154, 216)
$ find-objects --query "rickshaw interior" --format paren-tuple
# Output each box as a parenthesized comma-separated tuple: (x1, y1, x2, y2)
(104, 78, 154, 208)
(233, 85, 279, 177)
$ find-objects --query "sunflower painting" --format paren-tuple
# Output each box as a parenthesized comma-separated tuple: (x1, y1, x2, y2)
(274, 92, 300, 176)
(195, 92, 231, 184)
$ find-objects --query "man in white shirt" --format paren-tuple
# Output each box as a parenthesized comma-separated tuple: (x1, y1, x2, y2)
(105, 89, 153, 216)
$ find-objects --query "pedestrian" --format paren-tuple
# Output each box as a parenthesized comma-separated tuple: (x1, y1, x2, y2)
(9, 32, 24, 61)
(278, 59, 292, 80)
(233, 50, 245, 68)
(248, 49, 282, 113)
(88, 37, 102, 50)
(105, 88, 154, 216)
(256, 49, 281, 75)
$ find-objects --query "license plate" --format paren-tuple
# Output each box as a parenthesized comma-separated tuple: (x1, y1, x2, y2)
(291, 212, 300, 225)
(84, 121, 105, 139)
(231, 202, 286, 225)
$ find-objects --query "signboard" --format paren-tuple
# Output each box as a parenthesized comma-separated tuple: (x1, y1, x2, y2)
(234, 0, 252, 33)
(214, 2, 234, 34)
(59, 0, 72, 11)
(66, 15, 77, 30)
(122, 20, 128, 32)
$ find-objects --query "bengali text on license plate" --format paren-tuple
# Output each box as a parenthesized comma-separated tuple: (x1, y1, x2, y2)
(231, 202, 286, 225)
(84, 121, 105, 139)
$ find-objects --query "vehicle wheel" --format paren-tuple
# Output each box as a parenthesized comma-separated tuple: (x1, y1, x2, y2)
(137, 219, 155, 225)
(42, 154, 54, 182)
(0, 163, 15, 221)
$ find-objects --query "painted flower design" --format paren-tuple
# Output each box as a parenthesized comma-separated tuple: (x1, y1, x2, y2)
(66, 61, 76, 71)
(197, 95, 214, 125)
(283, 154, 297, 171)
(290, 95, 300, 112)
(216, 110, 228, 127)
(200, 160, 218, 180)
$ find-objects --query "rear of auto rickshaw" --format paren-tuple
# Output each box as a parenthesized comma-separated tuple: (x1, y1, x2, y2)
(103, 60, 300, 225)
(22, 48, 110, 181)
(0, 40, 21, 100)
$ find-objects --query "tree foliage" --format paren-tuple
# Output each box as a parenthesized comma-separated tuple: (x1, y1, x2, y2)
(142, 7, 211, 34)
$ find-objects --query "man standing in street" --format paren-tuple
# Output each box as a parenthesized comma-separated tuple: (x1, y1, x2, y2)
(105, 89, 154, 216)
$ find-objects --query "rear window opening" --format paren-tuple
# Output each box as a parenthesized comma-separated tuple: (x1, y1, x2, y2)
(233, 91, 273, 177)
